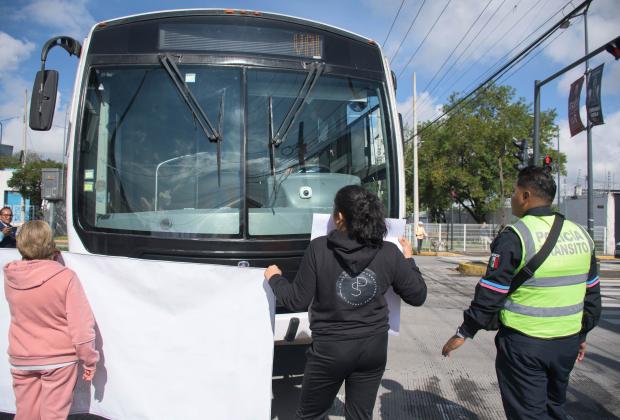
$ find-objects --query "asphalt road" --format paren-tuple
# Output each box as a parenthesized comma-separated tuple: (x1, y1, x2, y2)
(272, 255, 620, 419)
(2, 255, 618, 419)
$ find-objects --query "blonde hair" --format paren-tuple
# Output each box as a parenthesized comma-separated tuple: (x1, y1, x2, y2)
(16, 220, 57, 260)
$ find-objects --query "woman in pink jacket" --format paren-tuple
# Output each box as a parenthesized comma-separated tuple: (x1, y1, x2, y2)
(3, 220, 99, 419)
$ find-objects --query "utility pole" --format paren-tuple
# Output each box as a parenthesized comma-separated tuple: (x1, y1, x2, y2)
(498, 153, 505, 226)
(412, 72, 419, 228)
(556, 131, 561, 209)
(22, 89, 28, 222)
(22, 89, 28, 167)
(533, 83, 541, 164)
(583, 6, 594, 238)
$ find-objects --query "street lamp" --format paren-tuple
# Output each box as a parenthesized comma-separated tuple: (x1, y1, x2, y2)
(560, 4, 594, 236)
(531, 2, 616, 238)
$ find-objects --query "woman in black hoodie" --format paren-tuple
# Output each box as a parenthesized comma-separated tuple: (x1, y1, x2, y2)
(264, 185, 427, 420)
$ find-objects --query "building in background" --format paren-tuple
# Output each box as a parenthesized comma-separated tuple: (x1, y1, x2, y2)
(563, 188, 618, 257)
(0, 169, 32, 225)
(0, 145, 14, 157)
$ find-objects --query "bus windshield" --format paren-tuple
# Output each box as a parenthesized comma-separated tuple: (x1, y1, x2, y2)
(77, 63, 392, 237)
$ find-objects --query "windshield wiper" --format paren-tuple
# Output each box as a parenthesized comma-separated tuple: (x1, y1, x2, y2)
(267, 62, 324, 209)
(271, 62, 325, 147)
(158, 53, 224, 186)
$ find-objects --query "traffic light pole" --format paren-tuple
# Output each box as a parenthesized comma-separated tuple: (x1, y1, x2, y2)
(584, 10, 594, 238)
(412, 72, 419, 228)
(532, 34, 619, 238)
(532, 36, 618, 155)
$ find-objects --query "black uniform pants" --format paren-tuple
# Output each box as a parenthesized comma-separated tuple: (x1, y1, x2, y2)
(495, 328, 580, 420)
(296, 332, 388, 420)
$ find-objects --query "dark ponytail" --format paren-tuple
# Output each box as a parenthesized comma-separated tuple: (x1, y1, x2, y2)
(334, 185, 387, 247)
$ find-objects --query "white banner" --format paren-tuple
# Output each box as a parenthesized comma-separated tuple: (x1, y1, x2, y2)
(0, 250, 275, 419)
(311, 214, 403, 335)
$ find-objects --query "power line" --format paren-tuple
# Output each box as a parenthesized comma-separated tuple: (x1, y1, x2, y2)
(418, 0, 495, 108)
(389, 0, 427, 63)
(459, 0, 567, 97)
(402, 0, 592, 143)
(397, 0, 453, 79)
(496, 26, 569, 84)
(402, 0, 516, 122)
(412, 0, 509, 115)
(382, 0, 407, 46)
(449, 1, 545, 102)
(429, 0, 524, 106)
(410, 0, 568, 124)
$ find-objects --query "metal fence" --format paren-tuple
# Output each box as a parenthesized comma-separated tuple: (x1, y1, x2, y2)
(5, 203, 66, 236)
(12, 206, 613, 255)
(5, 204, 43, 225)
(405, 223, 611, 256)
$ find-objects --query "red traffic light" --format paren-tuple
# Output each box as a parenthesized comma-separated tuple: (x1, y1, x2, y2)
(543, 155, 553, 172)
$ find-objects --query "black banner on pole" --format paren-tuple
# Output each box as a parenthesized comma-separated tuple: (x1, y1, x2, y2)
(568, 77, 586, 137)
(587, 63, 605, 126)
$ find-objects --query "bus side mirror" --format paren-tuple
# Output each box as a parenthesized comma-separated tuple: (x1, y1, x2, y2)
(29, 70, 58, 131)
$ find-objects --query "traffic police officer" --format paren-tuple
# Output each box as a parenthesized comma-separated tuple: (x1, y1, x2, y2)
(442, 166, 601, 419)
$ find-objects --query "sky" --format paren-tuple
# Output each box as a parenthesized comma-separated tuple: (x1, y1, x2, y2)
(0, 0, 618, 195)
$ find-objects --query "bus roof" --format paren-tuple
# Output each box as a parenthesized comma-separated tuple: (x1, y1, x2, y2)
(93, 9, 377, 47)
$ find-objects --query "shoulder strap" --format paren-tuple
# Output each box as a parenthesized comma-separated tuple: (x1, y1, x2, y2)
(508, 213, 565, 294)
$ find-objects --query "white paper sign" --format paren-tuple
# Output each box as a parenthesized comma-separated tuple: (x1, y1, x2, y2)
(0, 250, 275, 419)
(310, 214, 405, 335)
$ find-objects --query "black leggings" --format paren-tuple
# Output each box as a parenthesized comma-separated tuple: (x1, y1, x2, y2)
(296, 332, 388, 420)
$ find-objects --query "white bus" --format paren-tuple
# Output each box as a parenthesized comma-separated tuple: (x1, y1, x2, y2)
(30, 9, 406, 345)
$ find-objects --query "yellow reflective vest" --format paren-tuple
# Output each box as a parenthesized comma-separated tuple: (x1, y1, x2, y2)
(499, 215, 593, 338)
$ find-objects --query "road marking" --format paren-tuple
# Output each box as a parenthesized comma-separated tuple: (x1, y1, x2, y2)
(601, 280, 620, 316)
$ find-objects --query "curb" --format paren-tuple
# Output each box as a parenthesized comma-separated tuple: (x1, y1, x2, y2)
(417, 251, 464, 257)
(457, 261, 486, 276)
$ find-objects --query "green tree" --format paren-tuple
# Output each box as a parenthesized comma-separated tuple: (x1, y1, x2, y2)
(7, 155, 63, 208)
(0, 153, 22, 170)
(410, 84, 562, 223)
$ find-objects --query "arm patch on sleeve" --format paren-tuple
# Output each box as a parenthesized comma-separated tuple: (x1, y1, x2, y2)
(489, 253, 500, 270)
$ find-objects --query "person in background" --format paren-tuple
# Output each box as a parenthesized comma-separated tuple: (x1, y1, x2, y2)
(415, 221, 427, 254)
(0, 207, 17, 248)
(264, 185, 427, 420)
(441, 166, 601, 420)
(3, 220, 99, 419)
